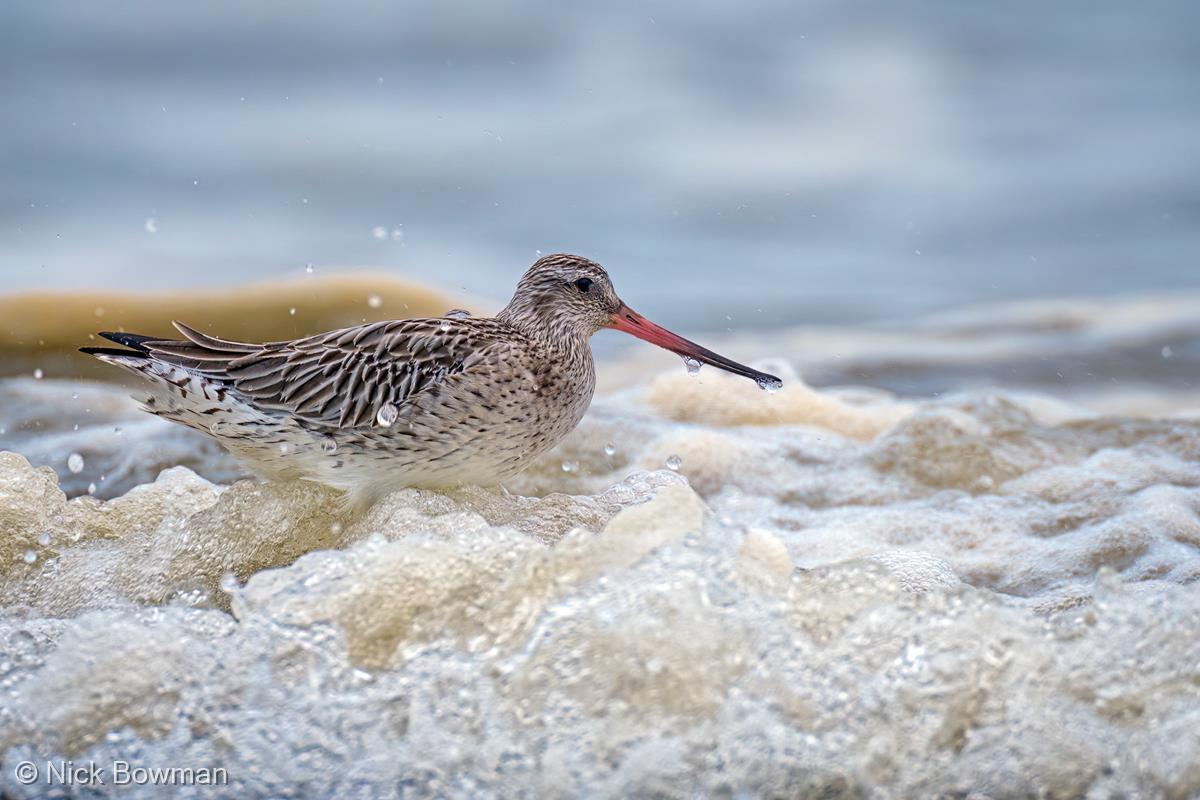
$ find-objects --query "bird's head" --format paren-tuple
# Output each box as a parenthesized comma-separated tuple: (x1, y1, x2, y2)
(499, 253, 782, 390)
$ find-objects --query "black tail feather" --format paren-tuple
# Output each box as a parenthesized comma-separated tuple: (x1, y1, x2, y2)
(98, 331, 160, 352)
(79, 345, 149, 359)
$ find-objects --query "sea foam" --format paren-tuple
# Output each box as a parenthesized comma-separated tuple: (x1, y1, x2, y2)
(2, 362, 1200, 797)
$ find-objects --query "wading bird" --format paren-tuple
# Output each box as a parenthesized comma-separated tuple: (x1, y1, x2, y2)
(83, 254, 781, 509)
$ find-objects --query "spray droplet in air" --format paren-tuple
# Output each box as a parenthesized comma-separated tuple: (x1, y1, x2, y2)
(87, 483, 97, 495)
(289, 307, 297, 316)
(23, 550, 37, 564)
(561, 461, 579, 473)
(144, 217, 158, 233)
(321, 436, 338, 454)
(376, 403, 399, 427)
(305, 263, 314, 274)
(666, 454, 682, 471)
(683, 357, 701, 375)
(67, 453, 84, 474)
(367, 294, 383, 309)
(33, 369, 44, 380)
(604, 442, 616, 456)
(1162, 346, 1173, 359)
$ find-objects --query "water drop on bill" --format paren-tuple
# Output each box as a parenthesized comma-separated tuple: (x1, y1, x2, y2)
(683, 357, 701, 375)
(756, 375, 783, 393)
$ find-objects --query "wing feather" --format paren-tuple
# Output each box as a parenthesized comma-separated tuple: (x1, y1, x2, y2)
(143, 317, 506, 429)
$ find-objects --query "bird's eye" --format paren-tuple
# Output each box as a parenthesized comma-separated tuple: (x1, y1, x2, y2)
(573, 277, 594, 293)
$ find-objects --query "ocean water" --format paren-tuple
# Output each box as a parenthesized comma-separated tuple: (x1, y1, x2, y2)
(2, 290, 1200, 796)
(3, 2, 1200, 796)
(3, 1, 1200, 330)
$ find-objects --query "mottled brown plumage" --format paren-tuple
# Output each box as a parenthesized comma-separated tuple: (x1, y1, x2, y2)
(82, 254, 781, 509)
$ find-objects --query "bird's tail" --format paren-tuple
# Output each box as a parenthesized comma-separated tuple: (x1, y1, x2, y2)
(79, 331, 161, 361)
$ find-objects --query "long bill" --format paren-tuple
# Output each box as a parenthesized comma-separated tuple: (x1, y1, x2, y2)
(608, 304, 783, 391)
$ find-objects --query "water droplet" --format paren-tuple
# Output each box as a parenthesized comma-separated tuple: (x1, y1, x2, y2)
(87, 483, 97, 495)
(305, 263, 314, 274)
(445, 308, 471, 319)
(288, 307, 297, 316)
(33, 369, 44, 380)
(439, 320, 452, 332)
(561, 461, 579, 473)
(756, 375, 783, 393)
(367, 294, 383, 309)
(94, 306, 106, 317)
(219, 572, 239, 593)
(37, 532, 51, 547)
(1162, 345, 1173, 359)
(666, 454, 682, 471)
(376, 403, 399, 427)
(278, 442, 293, 456)
(67, 453, 84, 474)
(683, 357, 702, 375)
(23, 550, 37, 564)
(371, 225, 388, 240)
(604, 442, 616, 456)
(321, 436, 338, 454)
(144, 217, 158, 233)
(331, 522, 344, 536)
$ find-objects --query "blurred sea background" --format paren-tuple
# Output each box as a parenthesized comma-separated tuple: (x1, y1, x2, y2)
(4, 1, 1199, 333)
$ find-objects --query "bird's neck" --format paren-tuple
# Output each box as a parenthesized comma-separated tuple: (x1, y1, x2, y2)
(497, 304, 593, 350)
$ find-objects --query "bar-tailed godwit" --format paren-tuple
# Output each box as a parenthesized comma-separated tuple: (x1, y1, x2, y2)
(82, 254, 781, 509)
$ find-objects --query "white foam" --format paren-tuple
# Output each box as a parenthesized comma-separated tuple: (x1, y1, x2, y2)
(2, 366, 1200, 797)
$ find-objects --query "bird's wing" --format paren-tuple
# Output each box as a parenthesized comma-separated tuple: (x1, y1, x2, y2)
(147, 319, 501, 428)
